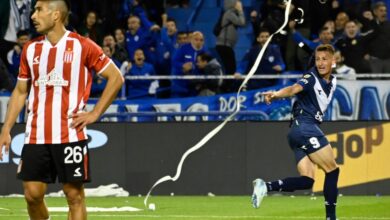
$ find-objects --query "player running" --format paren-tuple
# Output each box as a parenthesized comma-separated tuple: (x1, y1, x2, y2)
(252, 44, 339, 220)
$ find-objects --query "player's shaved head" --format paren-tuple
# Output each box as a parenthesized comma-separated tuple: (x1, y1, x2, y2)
(38, 0, 70, 23)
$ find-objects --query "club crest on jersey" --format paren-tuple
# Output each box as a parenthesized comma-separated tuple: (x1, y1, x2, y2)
(63, 49, 73, 63)
(35, 69, 69, 87)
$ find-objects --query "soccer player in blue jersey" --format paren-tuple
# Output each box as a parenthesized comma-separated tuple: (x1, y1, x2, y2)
(252, 44, 339, 220)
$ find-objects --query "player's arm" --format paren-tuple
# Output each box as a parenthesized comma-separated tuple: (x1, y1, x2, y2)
(0, 80, 29, 160)
(90, 63, 124, 118)
(70, 63, 124, 130)
(263, 83, 303, 105)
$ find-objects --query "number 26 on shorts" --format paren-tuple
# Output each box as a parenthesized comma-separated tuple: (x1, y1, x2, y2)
(64, 146, 83, 164)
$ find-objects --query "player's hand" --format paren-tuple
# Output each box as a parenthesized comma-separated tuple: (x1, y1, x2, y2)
(263, 91, 277, 105)
(0, 132, 11, 161)
(70, 112, 100, 132)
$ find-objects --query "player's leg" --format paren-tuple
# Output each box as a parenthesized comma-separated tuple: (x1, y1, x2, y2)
(23, 181, 50, 220)
(51, 141, 90, 220)
(265, 155, 315, 192)
(17, 144, 56, 220)
(252, 124, 316, 208)
(63, 182, 87, 220)
(308, 144, 339, 220)
(252, 153, 315, 208)
(264, 122, 316, 192)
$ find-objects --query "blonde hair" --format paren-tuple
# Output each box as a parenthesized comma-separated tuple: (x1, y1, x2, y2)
(315, 44, 335, 55)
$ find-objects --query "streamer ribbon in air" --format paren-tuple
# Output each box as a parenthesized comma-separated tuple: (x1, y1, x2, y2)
(144, 0, 293, 207)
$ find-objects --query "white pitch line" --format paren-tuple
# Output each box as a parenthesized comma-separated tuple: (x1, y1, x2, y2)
(0, 214, 389, 219)
(0, 208, 9, 211)
(48, 206, 143, 212)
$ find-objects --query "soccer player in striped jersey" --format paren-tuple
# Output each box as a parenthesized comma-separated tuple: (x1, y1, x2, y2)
(252, 44, 339, 220)
(0, 0, 124, 219)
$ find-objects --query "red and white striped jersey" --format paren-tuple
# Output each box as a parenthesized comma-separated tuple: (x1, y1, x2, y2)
(18, 31, 111, 144)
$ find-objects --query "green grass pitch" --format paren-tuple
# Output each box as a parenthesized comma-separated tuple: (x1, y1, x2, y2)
(0, 196, 389, 219)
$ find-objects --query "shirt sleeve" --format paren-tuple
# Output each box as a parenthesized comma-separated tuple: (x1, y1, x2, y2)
(17, 44, 31, 80)
(292, 31, 317, 50)
(85, 38, 111, 74)
(296, 73, 315, 91)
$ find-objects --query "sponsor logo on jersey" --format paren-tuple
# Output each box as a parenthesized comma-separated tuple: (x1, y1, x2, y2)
(35, 69, 69, 87)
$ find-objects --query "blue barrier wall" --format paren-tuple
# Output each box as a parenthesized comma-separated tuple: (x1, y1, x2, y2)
(1, 121, 389, 195)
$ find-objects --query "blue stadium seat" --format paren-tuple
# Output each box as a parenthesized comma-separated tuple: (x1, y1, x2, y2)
(190, 0, 220, 8)
(175, 21, 187, 32)
(240, 0, 252, 7)
(187, 0, 257, 57)
(167, 8, 194, 31)
(234, 47, 249, 62)
(166, 8, 193, 22)
(202, 0, 219, 8)
(235, 33, 253, 48)
(238, 25, 254, 35)
(204, 33, 216, 49)
(189, 0, 199, 8)
(196, 8, 221, 22)
(191, 22, 214, 32)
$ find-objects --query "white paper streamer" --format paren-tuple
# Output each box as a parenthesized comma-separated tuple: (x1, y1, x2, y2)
(144, 0, 293, 207)
(295, 8, 304, 24)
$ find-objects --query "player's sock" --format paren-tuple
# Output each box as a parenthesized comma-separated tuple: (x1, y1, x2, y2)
(266, 176, 314, 192)
(324, 168, 339, 220)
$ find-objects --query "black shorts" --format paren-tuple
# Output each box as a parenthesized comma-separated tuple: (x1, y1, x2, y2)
(17, 140, 91, 183)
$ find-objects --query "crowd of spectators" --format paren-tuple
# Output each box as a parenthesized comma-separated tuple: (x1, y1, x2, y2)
(0, 0, 389, 99)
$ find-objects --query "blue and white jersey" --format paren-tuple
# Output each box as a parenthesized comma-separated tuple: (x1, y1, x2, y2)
(293, 68, 337, 124)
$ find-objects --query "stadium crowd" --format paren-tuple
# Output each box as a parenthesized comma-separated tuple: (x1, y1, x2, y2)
(0, 0, 389, 98)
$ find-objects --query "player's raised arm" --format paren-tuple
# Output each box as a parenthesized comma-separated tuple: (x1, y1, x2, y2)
(264, 83, 303, 105)
(0, 80, 29, 160)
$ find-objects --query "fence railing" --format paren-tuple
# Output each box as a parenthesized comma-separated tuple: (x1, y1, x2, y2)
(123, 73, 390, 80)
